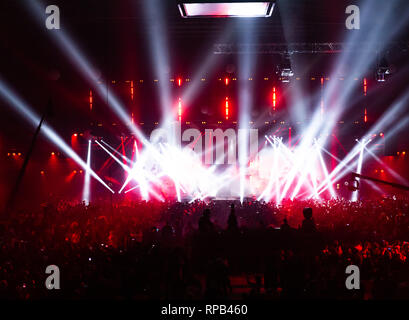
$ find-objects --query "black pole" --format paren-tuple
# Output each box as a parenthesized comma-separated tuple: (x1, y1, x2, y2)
(5, 100, 53, 214)
(352, 172, 409, 191)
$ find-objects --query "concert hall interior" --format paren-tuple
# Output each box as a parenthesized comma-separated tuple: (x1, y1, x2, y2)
(1, 0, 409, 302)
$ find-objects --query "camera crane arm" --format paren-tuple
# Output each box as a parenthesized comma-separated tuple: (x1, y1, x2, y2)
(351, 172, 409, 191)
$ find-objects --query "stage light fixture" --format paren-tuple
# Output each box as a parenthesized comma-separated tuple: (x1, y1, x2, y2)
(178, 1, 275, 18)
(276, 53, 294, 83)
(345, 178, 360, 192)
(375, 56, 390, 82)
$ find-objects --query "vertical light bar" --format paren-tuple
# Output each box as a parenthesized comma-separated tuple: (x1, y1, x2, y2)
(272, 86, 276, 111)
(225, 97, 229, 120)
(178, 78, 182, 87)
(89, 90, 93, 111)
(320, 77, 324, 118)
(178, 97, 182, 122)
(225, 77, 229, 86)
(82, 140, 92, 205)
(130, 80, 134, 100)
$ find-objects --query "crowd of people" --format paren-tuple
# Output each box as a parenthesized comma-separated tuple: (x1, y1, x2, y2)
(1, 196, 409, 299)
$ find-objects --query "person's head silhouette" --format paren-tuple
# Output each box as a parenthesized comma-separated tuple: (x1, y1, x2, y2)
(204, 208, 211, 217)
(303, 207, 313, 219)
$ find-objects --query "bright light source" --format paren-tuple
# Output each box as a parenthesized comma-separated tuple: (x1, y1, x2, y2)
(89, 90, 93, 111)
(178, 2, 274, 18)
(272, 86, 276, 111)
(178, 97, 182, 122)
(225, 97, 229, 120)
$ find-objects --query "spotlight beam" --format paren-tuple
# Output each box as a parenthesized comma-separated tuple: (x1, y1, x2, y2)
(142, 0, 173, 123)
(363, 146, 409, 186)
(351, 139, 366, 201)
(96, 140, 151, 200)
(0, 78, 114, 194)
(26, 0, 150, 146)
(82, 140, 92, 205)
(315, 142, 336, 198)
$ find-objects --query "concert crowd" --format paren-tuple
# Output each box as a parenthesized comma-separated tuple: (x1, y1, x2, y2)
(1, 196, 409, 299)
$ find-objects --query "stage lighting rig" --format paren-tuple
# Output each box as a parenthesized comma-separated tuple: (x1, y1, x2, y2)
(276, 52, 294, 83)
(375, 56, 391, 82)
(178, 1, 275, 18)
(344, 177, 360, 191)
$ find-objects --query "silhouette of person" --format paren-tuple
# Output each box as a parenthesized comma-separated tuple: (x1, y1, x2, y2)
(227, 203, 238, 231)
(301, 207, 317, 233)
(162, 221, 173, 241)
(199, 208, 214, 234)
(280, 218, 290, 232)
